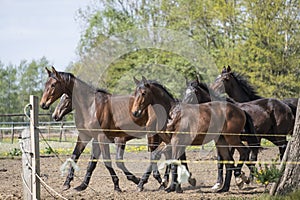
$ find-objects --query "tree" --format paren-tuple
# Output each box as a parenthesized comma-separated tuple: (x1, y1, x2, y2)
(73, 0, 300, 99)
(270, 99, 300, 195)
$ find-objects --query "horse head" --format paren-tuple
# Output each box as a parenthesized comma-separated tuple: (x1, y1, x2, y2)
(40, 66, 74, 109)
(131, 76, 153, 118)
(52, 94, 73, 121)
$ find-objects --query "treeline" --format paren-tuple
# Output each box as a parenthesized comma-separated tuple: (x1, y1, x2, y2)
(1, 0, 299, 117)
(71, 0, 299, 98)
(0, 57, 50, 121)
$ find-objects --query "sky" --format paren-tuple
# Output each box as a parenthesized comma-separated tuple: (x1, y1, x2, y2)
(0, 0, 91, 71)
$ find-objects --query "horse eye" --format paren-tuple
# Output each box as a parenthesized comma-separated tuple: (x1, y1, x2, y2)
(51, 83, 55, 88)
(141, 92, 146, 96)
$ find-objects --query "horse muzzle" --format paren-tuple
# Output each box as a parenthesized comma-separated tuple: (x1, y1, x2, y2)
(132, 110, 142, 118)
(40, 102, 50, 110)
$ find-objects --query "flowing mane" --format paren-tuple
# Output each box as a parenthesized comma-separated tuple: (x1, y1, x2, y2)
(146, 80, 176, 101)
(190, 80, 236, 104)
(230, 72, 261, 100)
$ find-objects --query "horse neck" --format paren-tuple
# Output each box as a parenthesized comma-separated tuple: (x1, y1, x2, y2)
(72, 78, 98, 116)
(151, 87, 176, 113)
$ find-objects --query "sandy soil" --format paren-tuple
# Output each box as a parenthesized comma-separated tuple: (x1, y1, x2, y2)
(0, 146, 277, 200)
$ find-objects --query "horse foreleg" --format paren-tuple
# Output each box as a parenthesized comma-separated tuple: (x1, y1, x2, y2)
(166, 142, 185, 193)
(137, 147, 162, 191)
(115, 140, 140, 185)
(179, 152, 196, 187)
(99, 140, 122, 192)
(215, 144, 234, 193)
(63, 133, 90, 190)
(74, 139, 101, 191)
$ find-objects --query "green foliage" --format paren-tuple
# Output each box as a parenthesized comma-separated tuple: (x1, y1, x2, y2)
(253, 159, 283, 189)
(43, 146, 58, 155)
(73, 0, 299, 99)
(8, 148, 22, 157)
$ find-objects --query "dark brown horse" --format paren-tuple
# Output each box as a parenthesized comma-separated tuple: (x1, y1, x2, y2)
(211, 66, 295, 159)
(213, 66, 298, 116)
(52, 94, 140, 191)
(40, 67, 172, 192)
(131, 77, 251, 193)
(183, 78, 259, 190)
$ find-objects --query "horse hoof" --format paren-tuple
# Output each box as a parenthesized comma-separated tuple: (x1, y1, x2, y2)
(62, 184, 71, 191)
(74, 184, 87, 192)
(176, 186, 183, 193)
(165, 186, 175, 193)
(211, 183, 222, 191)
(137, 185, 144, 192)
(132, 177, 141, 185)
(115, 187, 122, 192)
(188, 178, 196, 187)
(217, 188, 229, 193)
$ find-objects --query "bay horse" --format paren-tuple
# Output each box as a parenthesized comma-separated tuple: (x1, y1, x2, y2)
(211, 66, 295, 159)
(213, 66, 298, 117)
(183, 78, 260, 190)
(131, 76, 251, 193)
(51, 94, 138, 191)
(40, 67, 194, 192)
(52, 93, 184, 191)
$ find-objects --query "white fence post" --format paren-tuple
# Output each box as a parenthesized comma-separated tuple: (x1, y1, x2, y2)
(21, 95, 41, 200)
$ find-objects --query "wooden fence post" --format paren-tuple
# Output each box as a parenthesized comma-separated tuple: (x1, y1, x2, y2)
(21, 95, 41, 200)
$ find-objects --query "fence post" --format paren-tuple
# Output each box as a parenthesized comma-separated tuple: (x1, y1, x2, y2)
(21, 95, 40, 200)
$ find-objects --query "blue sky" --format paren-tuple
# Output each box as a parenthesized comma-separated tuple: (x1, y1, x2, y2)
(0, 0, 91, 71)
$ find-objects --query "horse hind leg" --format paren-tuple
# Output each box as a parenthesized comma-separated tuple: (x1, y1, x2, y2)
(74, 139, 101, 191)
(99, 140, 122, 192)
(115, 142, 140, 185)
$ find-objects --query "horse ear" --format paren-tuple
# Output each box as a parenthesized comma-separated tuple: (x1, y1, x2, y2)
(133, 76, 140, 85)
(227, 65, 231, 73)
(184, 76, 188, 86)
(45, 67, 51, 77)
(51, 66, 61, 80)
(141, 76, 150, 87)
(221, 66, 227, 74)
(142, 76, 147, 83)
(196, 75, 201, 84)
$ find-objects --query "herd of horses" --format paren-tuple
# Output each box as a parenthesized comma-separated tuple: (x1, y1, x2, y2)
(39, 66, 297, 194)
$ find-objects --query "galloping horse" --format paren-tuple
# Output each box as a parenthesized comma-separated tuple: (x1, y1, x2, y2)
(40, 67, 172, 192)
(131, 76, 251, 193)
(211, 66, 295, 159)
(183, 78, 259, 190)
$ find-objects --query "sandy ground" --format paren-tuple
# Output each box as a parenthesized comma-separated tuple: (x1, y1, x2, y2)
(0, 146, 278, 200)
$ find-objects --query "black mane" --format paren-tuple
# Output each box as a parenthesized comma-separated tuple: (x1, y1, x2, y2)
(57, 71, 110, 95)
(231, 72, 261, 100)
(142, 80, 175, 100)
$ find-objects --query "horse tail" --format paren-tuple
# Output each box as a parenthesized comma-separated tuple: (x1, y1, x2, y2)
(243, 111, 260, 152)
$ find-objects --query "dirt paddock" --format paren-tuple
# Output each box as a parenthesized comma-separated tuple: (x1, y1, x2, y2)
(0, 146, 276, 200)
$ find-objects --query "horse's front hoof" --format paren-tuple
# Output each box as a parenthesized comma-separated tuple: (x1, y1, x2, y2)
(132, 177, 141, 185)
(176, 185, 183, 193)
(74, 184, 87, 192)
(216, 187, 229, 193)
(137, 184, 144, 192)
(114, 187, 122, 192)
(165, 185, 176, 193)
(62, 184, 71, 191)
(211, 182, 222, 191)
(188, 177, 196, 187)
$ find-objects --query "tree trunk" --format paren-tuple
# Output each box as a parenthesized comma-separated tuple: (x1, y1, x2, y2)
(270, 98, 300, 195)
